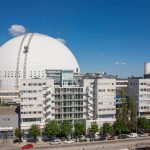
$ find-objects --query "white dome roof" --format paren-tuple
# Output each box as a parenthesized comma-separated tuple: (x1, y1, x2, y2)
(0, 33, 80, 89)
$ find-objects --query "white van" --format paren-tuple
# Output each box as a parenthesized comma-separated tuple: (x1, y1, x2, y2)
(127, 133, 138, 138)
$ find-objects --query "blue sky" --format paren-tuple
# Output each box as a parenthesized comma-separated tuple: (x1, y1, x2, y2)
(1, 0, 150, 77)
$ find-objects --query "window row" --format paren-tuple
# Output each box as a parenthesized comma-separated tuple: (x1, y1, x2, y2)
(55, 88, 83, 93)
(21, 111, 42, 114)
(21, 97, 37, 101)
(99, 89, 116, 92)
(99, 108, 115, 111)
(140, 106, 150, 110)
(21, 104, 43, 108)
(55, 94, 83, 100)
(23, 82, 46, 86)
(140, 88, 150, 92)
(22, 118, 41, 122)
(98, 83, 114, 85)
(21, 90, 38, 93)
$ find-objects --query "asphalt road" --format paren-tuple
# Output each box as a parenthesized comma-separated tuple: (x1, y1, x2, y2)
(0, 137, 150, 150)
(34, 137, 150, 150)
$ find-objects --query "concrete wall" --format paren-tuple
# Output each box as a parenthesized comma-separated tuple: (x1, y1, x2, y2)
(0, 114, 18, 129)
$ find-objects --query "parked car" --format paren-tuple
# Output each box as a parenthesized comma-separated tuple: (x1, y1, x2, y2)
(107, 136, 115, 140)
(99, 136, 106, 141)
(64, 139, 74, 144)
(27, 137, 36, 142)
(79, 138, 87, 142)
(79, 136, 88, 142)
(127, 133, 138, 138)
(13, 138, 20, 143)
(21, 144, 33, 149)
(49, 138, 61, 145)
(138, 133, 149, 137)
(118, 134, 128, 139)
(42, 136, 49, 142)
(94, 137, 100, 141)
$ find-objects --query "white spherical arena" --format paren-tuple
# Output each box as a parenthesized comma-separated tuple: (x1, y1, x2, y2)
(0, 33, 80, 89)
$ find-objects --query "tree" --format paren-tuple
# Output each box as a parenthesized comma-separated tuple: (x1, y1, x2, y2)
(115, 89, 136, 134)
(119, 93, 128, 123)
(102, 123, 113, 135)
(74, 122, 85, 138)
(59, 121, 72, 138)
(15, 128, 23, 142)
(138, 117, 150, 129)
(43, 120, 59, 139)
(113, 121, 129, 134)
(128, 96, 136, 122)
(28, 124, 41, 142)
(89, 122, 99, 137)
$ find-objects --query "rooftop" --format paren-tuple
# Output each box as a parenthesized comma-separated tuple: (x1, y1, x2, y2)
(0, 106, 19, 115)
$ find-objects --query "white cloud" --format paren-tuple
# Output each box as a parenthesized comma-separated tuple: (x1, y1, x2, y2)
(115, 62, 120, 65)
(121, 62, 126, 65)
(115, 61, 126, 65)
(9, 24, 26, 36)
(56, 38, 66, 44)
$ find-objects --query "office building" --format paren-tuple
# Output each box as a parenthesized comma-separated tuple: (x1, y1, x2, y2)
(128, 63, 150, 119)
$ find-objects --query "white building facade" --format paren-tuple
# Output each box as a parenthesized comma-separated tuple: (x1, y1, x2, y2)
(128, 78, 150, 119)
(95, 78, 116, 121)
(82, 74, 117, 130)
(20, 79, 55, 133)
(20, 73, 119, 132)
(54, 87, 86, 122)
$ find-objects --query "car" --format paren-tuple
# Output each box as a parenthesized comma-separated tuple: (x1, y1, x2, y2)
(27, 137, 36, 142)
(99, 136, 106, 141)
(42, 136, 49, 142)
(94, 135, 100, 141)
(94, 137, 100, 141)
(107, 136, 115, 140)
(64, 139, 74, 144)
(79, 137, 87, 142)
(21, 144, 33, 149)
(50, 139, 61, 145)
(139, 133, 149, 137)
(127, 133, 138, 138)
(118, 134, 128, 139)
(13, 138, 20, 143)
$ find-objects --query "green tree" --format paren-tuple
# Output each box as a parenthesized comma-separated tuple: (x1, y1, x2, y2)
(89, 122, 99, 137)
(115, 89, 127, 134)
(102, 123, 113, 135)
(128, 96, 136, 122)
(74, 122, 85, 138)
(120, 95, 128, 123)
(115, 89, 136, 133)
(28, 124, 41, 142)
(43, 120, 59, 139)
(113, 121, 129, 134)
(138, 117, 150, 129)
(60, 121, 72, 138)
(15, 128, 23, 142)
